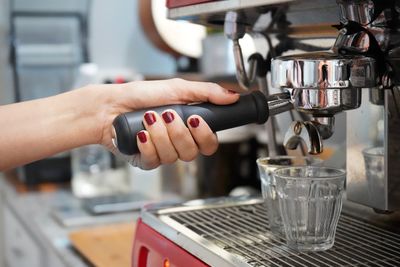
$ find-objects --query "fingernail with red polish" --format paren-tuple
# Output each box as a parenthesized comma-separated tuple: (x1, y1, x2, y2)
(144, 112, 156, 125)
(189, 117, 200, 128)
(227, 90, 237, 94)
(162, 111, 174, 124)
(137, 131, 147, 143)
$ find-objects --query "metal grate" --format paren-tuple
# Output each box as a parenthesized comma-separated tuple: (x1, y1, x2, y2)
(166, 203, 400, 267)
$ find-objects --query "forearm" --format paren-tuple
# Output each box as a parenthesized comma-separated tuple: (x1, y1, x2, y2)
(0, 86, 105, 170)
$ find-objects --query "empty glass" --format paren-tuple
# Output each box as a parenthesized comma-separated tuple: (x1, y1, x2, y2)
(256, 156, 322, 237)
(363, 147, 384, 202)
(274, 166, 345, 251)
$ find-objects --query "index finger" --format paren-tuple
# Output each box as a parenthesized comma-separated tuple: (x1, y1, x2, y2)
(119, 78, 240, 109)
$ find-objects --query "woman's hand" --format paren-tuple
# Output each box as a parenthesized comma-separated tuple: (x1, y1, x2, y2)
(97, 78, 239, 170)
(0, 78, 238, 171)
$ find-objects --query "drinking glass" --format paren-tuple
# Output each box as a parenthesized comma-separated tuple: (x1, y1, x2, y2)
(363, 147, 384, 201)
(273, 166, 345, 251)
(256, 156, 322, 237)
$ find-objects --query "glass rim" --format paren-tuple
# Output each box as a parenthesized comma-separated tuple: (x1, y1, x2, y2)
(256, 156, 322, 167)
(273, 166, 346, 181)
(362, 147, 384, 157)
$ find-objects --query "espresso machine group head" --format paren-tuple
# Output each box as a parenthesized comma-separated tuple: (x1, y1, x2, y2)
(271, 51, 376, 154)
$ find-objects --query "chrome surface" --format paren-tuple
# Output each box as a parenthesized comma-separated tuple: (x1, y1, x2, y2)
(289, 87, 362, 115)
(167, 0, 339, 30)
(271, 52, 368, 115)
(224, 11, 245, 41)
(369, 87, 385, 105)
(333, 27, 390, 54)
(266, 92, 293, 116)
(335, 0, 400, 211)
(232, 39, 255, 91)
(385, 86, 400, 210)
(262, 82, 279, 156)
(312, 116, 335, 139)
(271, 51, 377, 90)
(333, 0, 391, 53)
(347, 87, 400, 211)
(334, 0, 393, 52)
(168, 0, 293, 22)
(337, 0, 393, 27)
(141, 198, 400, 267)
(271, 51, 373, 114)
(284, 121, 323, 154)
(224, 11, 264, 91)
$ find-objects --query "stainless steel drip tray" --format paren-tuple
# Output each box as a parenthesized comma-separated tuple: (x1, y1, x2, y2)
(140, 197, 400, 267)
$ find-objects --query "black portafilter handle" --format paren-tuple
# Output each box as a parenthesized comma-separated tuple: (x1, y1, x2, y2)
(112, 91, 269, 155)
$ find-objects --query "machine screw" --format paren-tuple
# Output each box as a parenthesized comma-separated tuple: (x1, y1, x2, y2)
(294, 122, 302, 135)
(382, 71, 394, 89)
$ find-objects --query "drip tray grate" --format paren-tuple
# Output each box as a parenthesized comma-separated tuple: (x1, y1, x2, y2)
(164, 203, 400, 267)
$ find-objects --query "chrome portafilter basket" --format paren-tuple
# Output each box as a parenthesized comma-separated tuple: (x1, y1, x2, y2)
(271, 51, 377, 153)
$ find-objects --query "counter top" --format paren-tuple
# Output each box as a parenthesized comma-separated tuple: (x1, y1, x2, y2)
(0, 174, 138, 267)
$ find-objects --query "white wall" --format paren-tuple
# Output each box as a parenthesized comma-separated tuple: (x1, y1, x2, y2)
(89, 0, 176, 75)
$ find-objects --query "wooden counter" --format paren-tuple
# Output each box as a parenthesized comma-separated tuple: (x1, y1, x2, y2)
(70, 223, 136, 267)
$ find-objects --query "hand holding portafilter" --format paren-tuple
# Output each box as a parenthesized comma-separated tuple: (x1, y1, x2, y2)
(112, 91, 292, 155)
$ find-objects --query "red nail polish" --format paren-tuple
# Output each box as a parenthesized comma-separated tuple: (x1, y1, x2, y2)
(162, 111, 174, 124)
(189, 117, 200, 128)
(144, 112, 156, 125)
(137, 131, 147, 143)
(228, 90, 237, 94)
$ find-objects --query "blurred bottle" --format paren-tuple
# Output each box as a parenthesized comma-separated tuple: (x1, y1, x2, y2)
(71, 145, 109, 198)
(71, 145, 132, 198)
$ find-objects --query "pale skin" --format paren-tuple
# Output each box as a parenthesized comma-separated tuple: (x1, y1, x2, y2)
(0, 78, 239, 171)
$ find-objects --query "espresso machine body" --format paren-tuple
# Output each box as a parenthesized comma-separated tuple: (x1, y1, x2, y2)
(181, 0, 400, 213)
(131, 1, 400, 266)
(270, 0, 400, 212)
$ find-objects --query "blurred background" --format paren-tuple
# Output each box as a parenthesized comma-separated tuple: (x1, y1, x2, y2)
(0, 0, 345, 266)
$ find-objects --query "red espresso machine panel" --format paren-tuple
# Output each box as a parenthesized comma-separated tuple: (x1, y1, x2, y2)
(132, 219, 209, 267)
(166, 0, 216, 8)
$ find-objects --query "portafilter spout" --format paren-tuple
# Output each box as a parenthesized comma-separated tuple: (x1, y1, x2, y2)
(284, 117, 335, 155)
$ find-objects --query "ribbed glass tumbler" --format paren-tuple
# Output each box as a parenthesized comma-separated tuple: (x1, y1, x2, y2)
(256, 156, 322, 238)
(273, 166, 346, 251)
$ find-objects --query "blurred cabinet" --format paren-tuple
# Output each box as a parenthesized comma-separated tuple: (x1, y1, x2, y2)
(2, 202, 70, 267)
(0, 175, 83, 267)
(4, 206, 44, 267)
(13, 16, 85, 100)
(10, 0, 90, 101)
(9, 0, 90, 186)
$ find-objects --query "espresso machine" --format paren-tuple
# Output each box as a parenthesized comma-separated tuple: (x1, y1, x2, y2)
(112, 0, 400, 266)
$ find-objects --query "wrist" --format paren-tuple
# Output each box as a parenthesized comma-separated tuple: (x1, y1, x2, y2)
(65, 85, 108, 146)
(80, 83, 123, 149)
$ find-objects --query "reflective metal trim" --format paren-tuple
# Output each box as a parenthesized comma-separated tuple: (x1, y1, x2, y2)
(140, 198, 400, 267)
